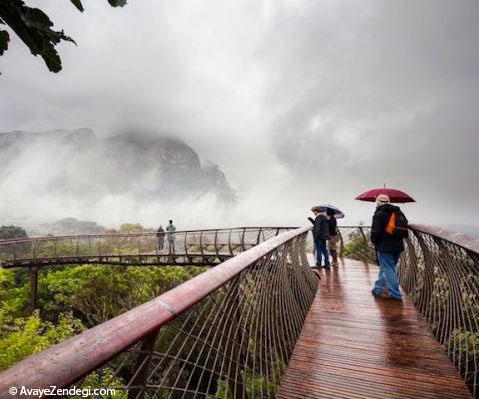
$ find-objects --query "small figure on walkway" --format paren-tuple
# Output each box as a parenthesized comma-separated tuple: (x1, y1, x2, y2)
(326, 208, 339, 265)
(156, 225, 165, 253)
(166, 220, 176, 254)
(309, 207, 331, 268)
(370, 194, 409, 300)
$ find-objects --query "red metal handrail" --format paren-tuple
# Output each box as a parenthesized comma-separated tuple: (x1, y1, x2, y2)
(410, 224, 479, 253)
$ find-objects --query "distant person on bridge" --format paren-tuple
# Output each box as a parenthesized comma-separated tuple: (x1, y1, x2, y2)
(166, 220, 176, 254)
(156, 225, 165, 253)
(309, 207, 331, 268)
(370, 194, 409, 301)
(326, 208, 339, 265)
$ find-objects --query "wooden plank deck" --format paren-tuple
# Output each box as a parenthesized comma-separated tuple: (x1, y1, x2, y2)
(277, 258, 472, 399)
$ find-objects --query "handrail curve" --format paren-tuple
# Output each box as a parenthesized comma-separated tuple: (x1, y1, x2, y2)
(410, 224, 479, 254)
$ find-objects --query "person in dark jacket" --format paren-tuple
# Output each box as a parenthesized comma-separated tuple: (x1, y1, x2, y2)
(326, 208, 339, 265)
(309, 207, 331, 268)
(156, 225, 165, 252)
(370, 194, 406, 300)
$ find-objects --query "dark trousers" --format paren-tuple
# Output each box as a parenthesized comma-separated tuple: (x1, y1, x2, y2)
(157, 238, 164, 252)
(315, 239, 330, 267)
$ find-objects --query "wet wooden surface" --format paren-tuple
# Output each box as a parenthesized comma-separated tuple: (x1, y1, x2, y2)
(277, 258, 472, 399)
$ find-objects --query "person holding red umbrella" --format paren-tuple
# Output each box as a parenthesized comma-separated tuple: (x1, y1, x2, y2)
(368, 193, 410, 300)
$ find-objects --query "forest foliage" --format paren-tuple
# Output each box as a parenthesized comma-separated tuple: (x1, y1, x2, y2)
(0, 228, 206, 373)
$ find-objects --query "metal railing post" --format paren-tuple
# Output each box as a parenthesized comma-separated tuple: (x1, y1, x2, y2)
(28, 266, 39, 314)
(413, 231, 435, 317)
(127, 330, 160, 399)
(228, 229, 233, 256)
(184, 231, 189, 263)
(241, 227, 246, 252)
(256, 228, 262, 246)
(214, 229, 220, 258)
(200, 231, 205, 263)
(338, 229, 344, 259)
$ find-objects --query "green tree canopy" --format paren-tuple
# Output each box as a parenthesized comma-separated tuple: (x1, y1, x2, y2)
(0, 0, 126, 73)
(0, 225, 28, 240)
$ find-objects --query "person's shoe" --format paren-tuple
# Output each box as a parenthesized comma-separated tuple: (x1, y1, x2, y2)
(322, 265, 331, 269)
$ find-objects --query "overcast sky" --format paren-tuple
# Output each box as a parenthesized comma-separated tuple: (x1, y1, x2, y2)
(0, 0, 478, 229)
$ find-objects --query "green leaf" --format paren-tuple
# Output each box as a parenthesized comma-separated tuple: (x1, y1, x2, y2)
(0, 0, 127, 73)
(69, 0, 84, 12)
(0, 0, 75, 72)
(108, 0, 127, 7)
(0, 30, 9, 56)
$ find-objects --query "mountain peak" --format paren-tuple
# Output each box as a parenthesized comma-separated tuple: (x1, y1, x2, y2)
(0, 129, 236, 221)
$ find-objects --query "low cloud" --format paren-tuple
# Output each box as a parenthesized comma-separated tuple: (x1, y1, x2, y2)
(0, 0, 477, 229)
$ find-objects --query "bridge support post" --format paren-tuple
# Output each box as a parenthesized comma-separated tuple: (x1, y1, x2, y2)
(413, 231, 435, 319)
(226, 279, 249, 399)
(358, 227, 375, 263)
(400, 237, 419, 294)
(28, 266, 38, 314)
(127, 330, 159, 399)
(433, 237, 464, 345)
(338, 229, 344, 259)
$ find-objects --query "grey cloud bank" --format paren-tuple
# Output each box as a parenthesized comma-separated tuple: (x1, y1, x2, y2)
(0, 0, 477, 229)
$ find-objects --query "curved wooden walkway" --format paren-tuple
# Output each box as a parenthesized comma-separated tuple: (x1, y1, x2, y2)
(277, 258, 472, 399)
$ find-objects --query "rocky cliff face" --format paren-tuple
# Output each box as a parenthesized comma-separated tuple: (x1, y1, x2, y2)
(0, 129, 235, 212)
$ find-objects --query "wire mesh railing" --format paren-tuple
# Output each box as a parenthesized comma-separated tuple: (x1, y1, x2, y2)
(398, 224, 479, 398)
(0, 227, 292, 268)
(0, 227, 318, 399)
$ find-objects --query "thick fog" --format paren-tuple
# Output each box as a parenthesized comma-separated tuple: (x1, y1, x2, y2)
(0, 0, 478, 231)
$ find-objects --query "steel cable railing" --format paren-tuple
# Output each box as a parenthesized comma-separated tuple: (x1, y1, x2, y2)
(0, 227, 292, 268)
(0, 227, 318, 399)
(398, 225, 479, 398)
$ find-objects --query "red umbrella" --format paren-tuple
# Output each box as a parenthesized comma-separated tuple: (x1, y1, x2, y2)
(355, 188, 415, 203)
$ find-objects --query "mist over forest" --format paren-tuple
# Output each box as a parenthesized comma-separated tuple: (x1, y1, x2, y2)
(0, 128, 238, 231)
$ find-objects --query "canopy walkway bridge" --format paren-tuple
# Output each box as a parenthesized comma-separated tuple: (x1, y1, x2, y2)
(0, 225, 477, 398)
